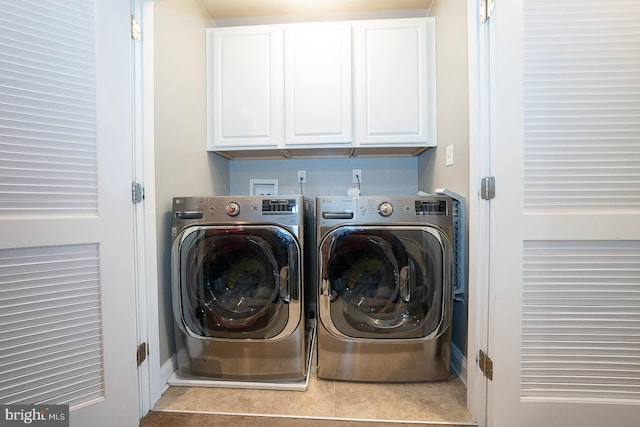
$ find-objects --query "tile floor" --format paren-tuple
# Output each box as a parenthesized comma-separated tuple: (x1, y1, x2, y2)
(153, 369, 474, 425)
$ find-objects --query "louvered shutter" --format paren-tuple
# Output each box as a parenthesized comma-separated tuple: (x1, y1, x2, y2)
(0, 0, 105, 407)
(0, 1, 137, 420)
(519, 0, 640, 403)
(486, 0, 640, 425)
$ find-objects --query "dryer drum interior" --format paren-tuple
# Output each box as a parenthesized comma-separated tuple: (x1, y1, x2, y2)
(179, 227, 298, 339)
(325, 228, 445, 339)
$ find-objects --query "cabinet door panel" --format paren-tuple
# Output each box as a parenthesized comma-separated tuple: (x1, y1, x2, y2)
(354, 18, 436, 146)
(208, 27, 283, 148)
(366, 28, 420, 134)
(285, 24, 352, 145)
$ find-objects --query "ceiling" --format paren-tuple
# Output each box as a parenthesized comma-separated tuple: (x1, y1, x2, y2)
(198, 0, 435, 22)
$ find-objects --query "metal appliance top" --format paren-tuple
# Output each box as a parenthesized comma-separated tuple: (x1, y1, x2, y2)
(316, 195, 452, 227)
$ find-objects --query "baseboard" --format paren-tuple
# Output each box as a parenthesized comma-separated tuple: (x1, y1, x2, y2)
(160, 355, 177, 394)
(450, 343, 467, 386)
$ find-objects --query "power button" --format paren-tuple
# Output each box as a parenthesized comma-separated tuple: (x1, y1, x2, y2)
(226, 202, 240, 216)
(378, 202, 393, 217)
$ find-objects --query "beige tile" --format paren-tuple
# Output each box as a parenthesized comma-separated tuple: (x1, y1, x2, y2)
(331, 380, 466, 422)
(154, 374, 472, 423)
(156, 386, 277, 413)
(271, 376, 337, 418)
(334, 381, 397, 420)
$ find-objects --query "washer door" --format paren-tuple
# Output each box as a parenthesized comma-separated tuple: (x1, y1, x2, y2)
(319, 226, 452, 339)
(174, 225, 301, 339)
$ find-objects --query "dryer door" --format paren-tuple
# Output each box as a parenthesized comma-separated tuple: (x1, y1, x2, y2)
(173, 225, 301, 340)
(319, 226, 452, 339)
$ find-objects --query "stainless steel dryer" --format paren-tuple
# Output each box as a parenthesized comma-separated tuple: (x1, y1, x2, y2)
(316, 195, 453, 382)
(171, 195, 314, 382)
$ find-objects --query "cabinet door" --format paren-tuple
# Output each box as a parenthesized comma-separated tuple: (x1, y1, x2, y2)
(284, 23, 352, 145)
(207, 26, 283, 149)
(354, 18, 436, 146)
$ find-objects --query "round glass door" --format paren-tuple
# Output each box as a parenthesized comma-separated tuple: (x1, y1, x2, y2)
(178, 226, 300, 339)
(320, 226, 450, 339)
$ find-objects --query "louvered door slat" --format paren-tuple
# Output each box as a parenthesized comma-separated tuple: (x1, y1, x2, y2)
(0, 243, 104, 405)
(0, 0, 97, 216)
(523, 1, 640, 212)
(521, 240, 640, 402)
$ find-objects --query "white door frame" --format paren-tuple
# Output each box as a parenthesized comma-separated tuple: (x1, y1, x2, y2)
(466, 0, 492, 425)
(131, 0, 495, 421)
(131, 0, 162, 417)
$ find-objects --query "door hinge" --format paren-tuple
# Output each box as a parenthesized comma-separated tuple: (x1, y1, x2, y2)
(480, 176, 496, 200)
(136, 342, 147, 366)
(478, 349, 494, 380)
(480, 0, 495, 23)
(131, 14, 141, 42)
(132, 182, 144, 204)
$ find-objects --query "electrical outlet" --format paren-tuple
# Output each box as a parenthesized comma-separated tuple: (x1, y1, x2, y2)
(352, 169, 362, 184)
(297, 170, 306, 183)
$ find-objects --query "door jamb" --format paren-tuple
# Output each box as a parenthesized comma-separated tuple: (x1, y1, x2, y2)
(132, 0, 162, 417)
(466, 0, 492, 425)
(130, 0, 494, 421)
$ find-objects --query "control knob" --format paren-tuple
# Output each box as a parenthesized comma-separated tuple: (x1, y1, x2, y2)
(378, 202, 393, 217)
(226, 202, 240, 216)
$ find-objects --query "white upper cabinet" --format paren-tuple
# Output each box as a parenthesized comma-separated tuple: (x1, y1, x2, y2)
(207, 17, 436, 158)
(354, 18, 436, 147)
(284, 23, 352, 146)
(207, 26, 283, 149)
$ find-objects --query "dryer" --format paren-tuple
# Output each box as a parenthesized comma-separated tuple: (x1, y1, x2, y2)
(316, 195, 453, 382)
(171, 195, 314, 382)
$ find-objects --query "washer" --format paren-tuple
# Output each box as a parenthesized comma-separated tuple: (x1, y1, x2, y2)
(316, 195, 453, 382)
(171, 195, 314, 382)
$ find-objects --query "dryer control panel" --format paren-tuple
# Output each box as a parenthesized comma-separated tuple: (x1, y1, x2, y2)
(317, 196, 451, 227)
(171, 195, 304, 239)
(261, 198, 297, 214)
(415, 199, 448, 215)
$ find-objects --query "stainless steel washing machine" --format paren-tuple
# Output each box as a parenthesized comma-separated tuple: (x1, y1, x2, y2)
(171, 195, 314, 382)
(316, 195, 453, 382)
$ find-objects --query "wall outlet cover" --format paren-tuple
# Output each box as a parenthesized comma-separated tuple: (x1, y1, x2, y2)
(446, 145, 454, 167)
(250, 179, 278, 195)
(352, 169, 362, 183)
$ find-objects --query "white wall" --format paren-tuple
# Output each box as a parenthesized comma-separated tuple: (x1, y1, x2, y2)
(230, 157, 420, 197)
(153, 0, 229, 367)
(421, 0, 470, 365)
(420, 0, 469, 196)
